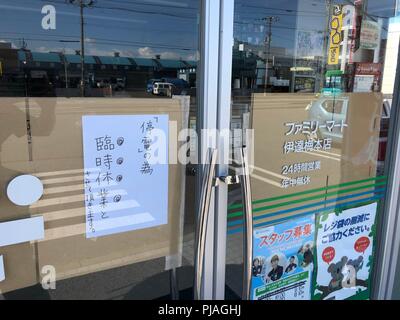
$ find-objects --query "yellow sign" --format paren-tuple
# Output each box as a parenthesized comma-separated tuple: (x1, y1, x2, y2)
(328, 5, 343, 65)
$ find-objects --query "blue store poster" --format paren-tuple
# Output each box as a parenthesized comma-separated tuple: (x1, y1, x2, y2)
(312, 202, 378, 300)
(251, 215, 315, 300)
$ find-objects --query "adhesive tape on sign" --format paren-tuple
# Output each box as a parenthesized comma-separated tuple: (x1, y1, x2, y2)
(7, 175, 44, 206)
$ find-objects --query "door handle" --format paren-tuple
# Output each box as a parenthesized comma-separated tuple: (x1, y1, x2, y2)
(240, 146, 253, 300)
(194, 148, 218, 300)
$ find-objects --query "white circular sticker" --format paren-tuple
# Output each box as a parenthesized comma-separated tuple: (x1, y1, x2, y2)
(7, 175, 44, 206)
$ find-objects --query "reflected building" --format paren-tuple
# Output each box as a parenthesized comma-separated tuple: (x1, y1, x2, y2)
(0, 43, 197, 97)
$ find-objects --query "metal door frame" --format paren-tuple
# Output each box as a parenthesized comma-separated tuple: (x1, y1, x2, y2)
(373, 40, 400, 300)
(197, 0, 234, 300)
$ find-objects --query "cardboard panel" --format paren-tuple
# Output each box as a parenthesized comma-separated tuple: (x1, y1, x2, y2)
(0, 97, 188, 292)
(340, 93, 382, 183)
(0, 244, 38, 293)
(0, 98, 38, 293)
(251, 93, 342, 200)
(0, 98, 34, 221)
(250, 93, 382, 221)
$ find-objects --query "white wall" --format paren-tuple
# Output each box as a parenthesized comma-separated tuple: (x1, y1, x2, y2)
(382, 16, 400, 95)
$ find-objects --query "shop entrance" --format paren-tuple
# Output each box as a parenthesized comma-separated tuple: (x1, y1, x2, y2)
(224, 0, 400, 301)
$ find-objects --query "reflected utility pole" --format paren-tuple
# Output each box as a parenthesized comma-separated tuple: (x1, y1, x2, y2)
(59, 41, 80, 89)
(62, 49, 69, 89)
(67, 0, 95, 97)
(262, 16, 279, 92)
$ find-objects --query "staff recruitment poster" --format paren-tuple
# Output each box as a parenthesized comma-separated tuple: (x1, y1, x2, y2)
(251, 215, 315, 300)
(313, 202, 378, 300)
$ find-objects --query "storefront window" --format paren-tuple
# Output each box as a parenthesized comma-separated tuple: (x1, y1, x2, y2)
(1, 0, 400, 302)
(226, 0, 399, 301)
(0, 0, 199, 299)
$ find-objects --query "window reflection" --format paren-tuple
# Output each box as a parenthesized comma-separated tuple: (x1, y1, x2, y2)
(227, 0, 399, 300)
(0, 0, 199, 98)
(232, 0, 396, 96)
(0, 0, 200, 300)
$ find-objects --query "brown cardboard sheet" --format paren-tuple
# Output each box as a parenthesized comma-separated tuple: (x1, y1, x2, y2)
(249, 93, 382, 224)
(0, 98, 37, 293)
(0, 97, 187, 293)
(340, 93, 382, 183)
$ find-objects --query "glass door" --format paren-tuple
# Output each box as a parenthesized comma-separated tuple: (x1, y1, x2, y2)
(0, 0, 202, 300)
(226, 0, 400, 300)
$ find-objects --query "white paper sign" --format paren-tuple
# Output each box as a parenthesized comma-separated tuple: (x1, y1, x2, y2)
(82, 115, 169, 238)
(0, 216, 44, 247)
(354, 75, 375, 92)
(0, 255, 5, 282)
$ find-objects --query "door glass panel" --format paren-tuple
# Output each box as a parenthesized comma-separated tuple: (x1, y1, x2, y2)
(227, 0, 399, 301)
(0, 0, 199, 300)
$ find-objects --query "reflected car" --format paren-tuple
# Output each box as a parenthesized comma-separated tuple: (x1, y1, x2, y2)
(307, 96, 391, 173)
(146, 78, 162, 93)
(111, 78, 125, 91)
(161, 78, 190, 95)
(153, 82, 175, 97)
(307, 95, 349, 143)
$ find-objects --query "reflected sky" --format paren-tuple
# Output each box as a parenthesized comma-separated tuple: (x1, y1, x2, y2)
(234, 0, 396, 55)
(0, 0, 200, 60)
(0, 0, 397, 60)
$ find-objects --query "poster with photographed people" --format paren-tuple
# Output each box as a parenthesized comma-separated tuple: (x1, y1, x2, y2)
(251, 215, 315, 300)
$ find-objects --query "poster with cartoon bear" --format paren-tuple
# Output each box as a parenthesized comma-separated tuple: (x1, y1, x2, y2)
(251, 215, 315, 300)
(312, 202, 377, 300)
